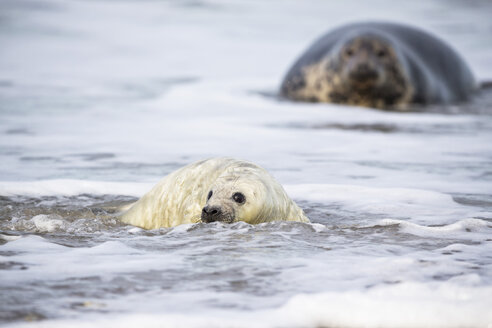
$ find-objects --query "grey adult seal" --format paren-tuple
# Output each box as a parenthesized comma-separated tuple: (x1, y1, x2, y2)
(280, 22, 476, 110)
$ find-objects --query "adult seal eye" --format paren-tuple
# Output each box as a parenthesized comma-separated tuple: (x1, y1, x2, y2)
(232, 192, 246, 204)
(207, 190, 213, 200)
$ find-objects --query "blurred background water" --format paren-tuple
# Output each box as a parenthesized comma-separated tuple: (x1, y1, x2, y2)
(1, 0, 492, 327)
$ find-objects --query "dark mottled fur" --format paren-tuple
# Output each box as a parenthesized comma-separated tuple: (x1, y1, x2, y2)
(281, 22, 476, 110)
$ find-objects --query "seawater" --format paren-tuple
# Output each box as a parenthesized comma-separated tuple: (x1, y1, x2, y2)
(1, 0, 492, 327)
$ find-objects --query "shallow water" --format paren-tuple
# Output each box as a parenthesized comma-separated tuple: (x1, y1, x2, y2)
(1, 0, 492, 327)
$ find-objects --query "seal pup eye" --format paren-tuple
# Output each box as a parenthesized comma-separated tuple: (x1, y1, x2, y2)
(207, 190, 213, 200)
(376, 49, 386, 58)
(232, 192, 246, 204)
(345, 48, 354, 57)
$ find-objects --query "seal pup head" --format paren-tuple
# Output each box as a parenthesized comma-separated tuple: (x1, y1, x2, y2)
(201, 164, 268, 224)
(200, 163, 299, 224)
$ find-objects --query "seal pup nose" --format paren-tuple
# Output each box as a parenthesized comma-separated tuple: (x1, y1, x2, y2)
(201, 205, 223, 223)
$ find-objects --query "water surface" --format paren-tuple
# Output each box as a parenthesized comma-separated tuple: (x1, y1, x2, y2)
(1, 0, 492, 327)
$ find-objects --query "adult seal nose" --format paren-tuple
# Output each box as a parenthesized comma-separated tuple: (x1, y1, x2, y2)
(350, 63, 378, 81)
(201, 205, 223, 223)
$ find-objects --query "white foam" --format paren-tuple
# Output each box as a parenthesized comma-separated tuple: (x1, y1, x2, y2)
(379, 218, 491, 241)
(0, 234, 21, 242)
(31, 214, 66, 232)
(286, 184, 488, 225)
(5, 282, 492, 328)
(276, 282, 492, 328)
(1, 234, 66, 252)
(0, 235, 183, 284)
(310, 223, 326, 232)
(166, 223, 195, 235)
(128, 227, 144, 234)
(0, 180, 151, 197)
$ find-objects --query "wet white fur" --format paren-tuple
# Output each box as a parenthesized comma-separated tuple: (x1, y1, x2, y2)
(120, 158, 309, 229)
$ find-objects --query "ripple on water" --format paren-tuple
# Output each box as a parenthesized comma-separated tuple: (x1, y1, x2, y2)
(0, 193, 491, 326)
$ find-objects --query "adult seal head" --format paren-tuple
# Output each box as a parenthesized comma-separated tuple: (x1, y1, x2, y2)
(280, 22, 476, 110)
(120, 158, 309, 229)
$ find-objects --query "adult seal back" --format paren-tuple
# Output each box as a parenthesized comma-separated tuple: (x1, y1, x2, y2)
(280, 22, 476, 110)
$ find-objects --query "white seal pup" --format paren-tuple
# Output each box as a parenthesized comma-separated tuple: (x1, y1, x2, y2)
(120, 158, 309, 229)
